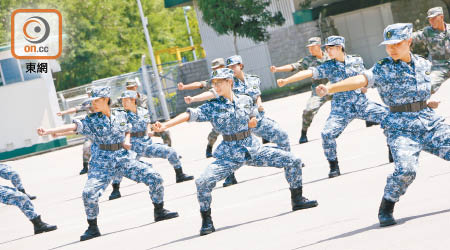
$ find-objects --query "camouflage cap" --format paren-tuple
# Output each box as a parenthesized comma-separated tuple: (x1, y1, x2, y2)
(120, 90, 138, 100)
(323, 36, 345, 49)
(427, 7, 444, 18)
(89, 86, 111, 101)
(225, 55, 243, 67)
(210, 68, 234, 80)
(380, 23, 413, 45)
(211, 58, 225, 69)
(125, 79, 138, 88)
(306, 37, 322, 47)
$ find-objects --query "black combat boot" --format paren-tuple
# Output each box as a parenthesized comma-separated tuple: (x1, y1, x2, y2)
(79, 162, 89, 175)
(175, 168, 194, 183)
(31, 215, 57, 234)
(223, 173, 238, 187)
(19, 188, 36, 200)
(299, 129, 308, 144)
(80, 218, 101, 241)
(328, 160, 341, 178)
(290, 187, 318, 211)
(154, 202, 179, 222)
(206, 145, 213, 158)
(378, 198, 397, 227)
(388, 146, 394, 163)
(108, 183, 121, 200)
(200, 209, 215, 236)
(262, 138, 270, 144)
(365, 121, 379, 127)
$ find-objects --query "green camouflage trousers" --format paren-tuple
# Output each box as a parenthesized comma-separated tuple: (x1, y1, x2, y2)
(302, 94, 332, 130)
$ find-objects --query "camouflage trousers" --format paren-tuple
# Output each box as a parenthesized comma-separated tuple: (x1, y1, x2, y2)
(430, 65, 449, 94)
(322, 99, 388, 161)
(253, 116, 291, 152)
(195, 146, 302, 211)
(153, 131, 172, 147)
(207, 129, 220, 147)
(83, 153, 164, 219)
(302, 95, 332, 131)
(0, 185, 38, 220)
(82, 139, 92, 163)
(112, 141, 182, 185)
(383, 122, 450, 202)
(0, 163, 24, 190)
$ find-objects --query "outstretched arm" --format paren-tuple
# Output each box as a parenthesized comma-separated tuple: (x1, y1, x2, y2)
(178, 81, 205, 91)
(184, 90, 216, 104)
(277, 70, 313, 87)
(152, 112, 190, 132)
(270, 64, 294, 73)
(37, 123, 78, 136)
(316, 75, 368, 97)
(56, 107, 77, 117)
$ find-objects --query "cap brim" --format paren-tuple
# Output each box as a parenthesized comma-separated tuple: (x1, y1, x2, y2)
(306, 43, 320, 47)
(211, 65, 223, 69)
(427, 13, 442, 18)
(379, 39, 404, 46)
(88, 97, 101, 102)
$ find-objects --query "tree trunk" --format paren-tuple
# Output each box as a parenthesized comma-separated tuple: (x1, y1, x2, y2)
(233, 33, 239, 55)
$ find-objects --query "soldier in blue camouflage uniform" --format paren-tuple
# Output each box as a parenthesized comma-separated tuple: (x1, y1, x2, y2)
(57, 87, 93, 175)
(271, 37, 332, 144)
(108, 90, 194, 200)
(0, 163, 57, 234)
(186, 55, 292, 187)
(316, 23, 450, 227)
(153, 68, 318, 236)
(37, 86, 178, 241)
(0, 163, 36, 199)
(412, 7, 449, 94)
(178, 58, 225, 158)
(278, 36, 391, 179)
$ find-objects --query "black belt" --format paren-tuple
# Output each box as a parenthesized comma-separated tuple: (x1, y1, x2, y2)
(389, 101, 427, 113)
(131, 131, 146, 137)
(98, 143, 122, 151)
(222, 130, 251, 142)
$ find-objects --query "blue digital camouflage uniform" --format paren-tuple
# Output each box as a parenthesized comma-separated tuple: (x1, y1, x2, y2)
(111, 105, 183, 185)
(291, 51, 332, 130)
(412, 7, 449, 94)
(0, 164, 38, 220)
(74, 87, 164, 220)
(363, 54, 450, 202)
(310, 53, 389, 161)
(189, 92, 303, 211)
(75, 100, 93, 163)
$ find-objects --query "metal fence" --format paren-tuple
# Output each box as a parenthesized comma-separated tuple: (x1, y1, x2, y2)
(57, 63, 180, 124)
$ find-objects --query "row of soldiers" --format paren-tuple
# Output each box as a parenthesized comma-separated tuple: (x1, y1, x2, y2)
(0, 6, 448, 243)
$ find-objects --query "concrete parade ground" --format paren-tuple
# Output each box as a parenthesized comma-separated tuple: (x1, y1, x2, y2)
(1, 82, 449, 250)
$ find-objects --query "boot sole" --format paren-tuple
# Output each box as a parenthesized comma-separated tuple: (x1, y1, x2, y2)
(108, 194, 121, 200)
(293, 201, 319, 211)
(80, 232, 101, 241)
(328, 173, 341, 178)
(35, 225, 57, 234)
(155, 213, 179, 222)
(223, 182, 238, 187)
(176, 176, 194, 183)
(200, 227, 215, 236)
(379, 220, 397, 227)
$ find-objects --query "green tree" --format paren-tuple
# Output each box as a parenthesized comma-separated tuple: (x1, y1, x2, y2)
(198, 0, 285, 54)
(0, 0, 202, 90)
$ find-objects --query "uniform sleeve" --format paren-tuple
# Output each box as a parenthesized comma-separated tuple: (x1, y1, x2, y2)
(247, 77, 261, 101)
(75, 100, 91, 113)
(309, 63, 327, 80)
(291, 58, 308, 71)
(200, 80, 209, 89)
(186, 102, 213, 122)
(362, 66, 376, 88)
(73, 117, 92, 136)
(141, 108, 152, 123)
(209, 88, 220, 98)
(412, 30, 426, 47)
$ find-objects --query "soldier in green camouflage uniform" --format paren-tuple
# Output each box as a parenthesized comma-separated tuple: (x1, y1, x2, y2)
(177, 58, 225, 157)
(412, 7, 449, 94)
(115, 80, 173, 146)
(271, 37, 332, 144)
